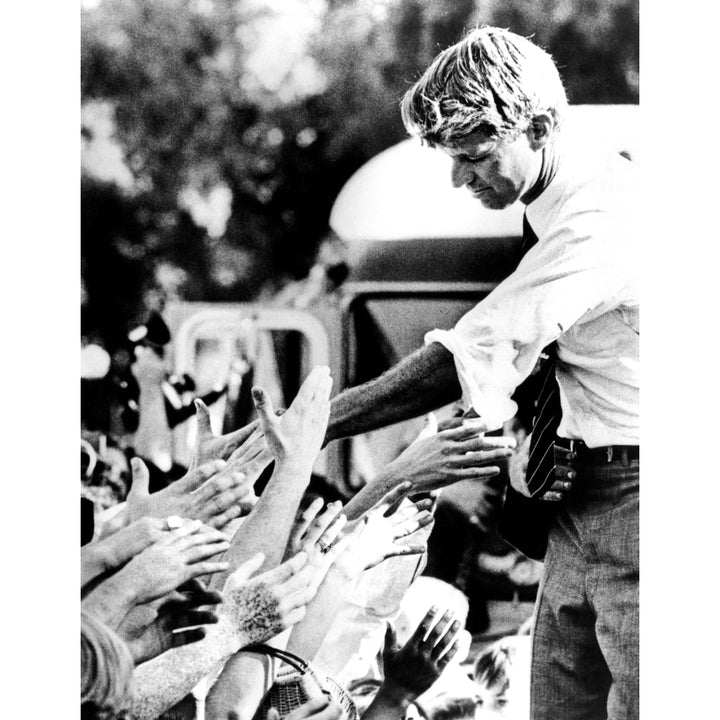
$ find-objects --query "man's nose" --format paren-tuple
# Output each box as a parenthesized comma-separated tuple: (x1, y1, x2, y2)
(450, 157, 472, 188)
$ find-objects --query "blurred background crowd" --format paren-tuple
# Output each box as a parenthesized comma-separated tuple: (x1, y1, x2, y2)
(80, 2, 638, 719)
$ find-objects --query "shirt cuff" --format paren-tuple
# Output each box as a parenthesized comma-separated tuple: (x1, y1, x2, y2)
(425, 328, 517, 430)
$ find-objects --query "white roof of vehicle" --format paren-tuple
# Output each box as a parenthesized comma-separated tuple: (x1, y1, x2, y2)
(330, 104, 639, 242)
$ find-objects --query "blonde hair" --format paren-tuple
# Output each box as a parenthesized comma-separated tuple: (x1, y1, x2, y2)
(401, 27, 567, 146)
(81, 611, 134, 719)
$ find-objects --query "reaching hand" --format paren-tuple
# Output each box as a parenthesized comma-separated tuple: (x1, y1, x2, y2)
(191, 398, 261, 470)
(127, 457, 257, 531)
(82, 517, 170, 588)
(221, 552, 317, 647)
(116, 520, 231, 604)
(286, 498, 348, 585)
(252, 366, 332, 470)
(119, 579, 223, 664)
(334, 483, 433, 580)
(381, 607, 462, 699)
(267, 697, 343, 720)
(382, 419, 515, 495)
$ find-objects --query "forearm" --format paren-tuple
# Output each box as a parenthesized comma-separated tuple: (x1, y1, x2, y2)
(342, 463, 408, 521)
(131, 614, 241, 720)
(325, 343, 461, 443)
(362, 685, 414, 720)
(210, 460, 312, 590)
(285, 566, 351, 661)
(82, 575, 138, 630)
(81, 545, 109, 589)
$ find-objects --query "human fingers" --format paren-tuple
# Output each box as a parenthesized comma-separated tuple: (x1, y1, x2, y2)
(268, 708, 281, 720)
(252, 385, 279, 432)
(424, 609, 455, 648)
(430, 618, 462, 661)
(292, 497, 325, 546)
(454, 465, 502, 480)
(440, 418, 490, 441)
(260, 552, 309, 586)
(184, 560, 230, 580)
(162, 602, 219, 629)
(456, 448, 514, 467)
(181, 538, 232, 564)
(128, 457, 151, 500)
(226, 431, 266, 465)
(382, 622, 399, 660)
(375, 481, 412, 516)
(393, 512, 434, 539)
(318, 513, 347, 549)
(304, 501, 343, 546)
(221, 419, 262, 458)
(176, 580, 223, 606)
(284, 697, 331, 720)
(193, 399, 214, 439)
(176, 460, 227, 493)
(195, 463, 244, 503)
(169, 627, 207, 649)
(382, 543, 426, 563)
(410, 606, 440, 644)
(225, 552, 266, 589)
(276, 562, 316, 597)
(437, 638, 461, 668)
(291, 366, 330, 414)
(208, 496, 257, 530)
(457, 434, 517, 453)
(436, 416, 465, 432)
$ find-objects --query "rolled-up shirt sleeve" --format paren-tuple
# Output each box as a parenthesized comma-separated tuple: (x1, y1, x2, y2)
(426, 209, 633, 429)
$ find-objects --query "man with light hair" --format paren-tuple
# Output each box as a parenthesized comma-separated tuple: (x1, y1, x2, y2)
(323, 26, 639, 719)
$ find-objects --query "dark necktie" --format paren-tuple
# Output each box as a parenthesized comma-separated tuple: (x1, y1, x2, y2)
(517, 214, 562, 498)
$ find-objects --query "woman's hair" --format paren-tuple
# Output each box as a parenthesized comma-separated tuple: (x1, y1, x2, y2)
(472, 637, 517, 693)
(81, 611, 135, 720)
(401, 26, 567, 146)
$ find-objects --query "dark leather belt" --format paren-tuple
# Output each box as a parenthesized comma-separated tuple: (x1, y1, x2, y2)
(554, 437, 639, 464)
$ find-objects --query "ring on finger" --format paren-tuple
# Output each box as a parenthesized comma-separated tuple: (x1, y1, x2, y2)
(166, 515, 184, 530)
(317, 540, 331, 554)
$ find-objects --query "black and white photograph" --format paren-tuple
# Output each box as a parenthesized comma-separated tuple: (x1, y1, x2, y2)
(0, 0, 683, 717)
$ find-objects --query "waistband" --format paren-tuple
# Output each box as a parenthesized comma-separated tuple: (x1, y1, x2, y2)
(554, 437, 639, 464)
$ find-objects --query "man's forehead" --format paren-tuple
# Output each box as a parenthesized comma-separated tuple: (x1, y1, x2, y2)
(441, 131, 496, 156)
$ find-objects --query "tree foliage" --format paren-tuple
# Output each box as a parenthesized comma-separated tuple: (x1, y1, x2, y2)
(81, 0, 638, 349)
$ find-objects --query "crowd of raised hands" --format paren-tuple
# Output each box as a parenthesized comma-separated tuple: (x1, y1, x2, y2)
(82, 365, 516, 720)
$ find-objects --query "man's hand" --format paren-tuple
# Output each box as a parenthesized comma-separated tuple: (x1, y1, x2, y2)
(82, 517, 168, 588)
(381, 419, 515, 495)
(381, 607, 462, 699)
(286, 498, 348, 586)
(335, 484, 433, 580)
(508, 434, 574, 501)
(191, 398, 262, 470)
(127, 457, 258, 531)
(220, 551, 317, 647)
(267, 697, 343, 720)
(252, 366, 332, 471)
(115, 520, 231, 604)
(119, 579, 223, 664)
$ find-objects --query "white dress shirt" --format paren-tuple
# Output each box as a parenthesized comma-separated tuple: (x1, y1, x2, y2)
(426, 137, 639, 447)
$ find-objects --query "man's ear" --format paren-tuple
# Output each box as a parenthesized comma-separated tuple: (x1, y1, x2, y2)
(527, 112, 555, 150)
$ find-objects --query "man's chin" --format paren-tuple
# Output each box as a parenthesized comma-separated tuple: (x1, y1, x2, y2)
(478, 193, 513, 210)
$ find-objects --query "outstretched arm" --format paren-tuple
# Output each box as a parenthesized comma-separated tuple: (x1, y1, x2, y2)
(325, 343, 461, 443)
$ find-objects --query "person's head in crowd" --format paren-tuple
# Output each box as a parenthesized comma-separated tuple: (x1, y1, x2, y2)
(81, 611, 134, 720)
(400, 26, 567, 210)
(472, 636, 531, 718)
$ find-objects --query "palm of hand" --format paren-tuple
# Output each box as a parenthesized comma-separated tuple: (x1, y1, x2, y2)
(383, 640, 441, 696)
